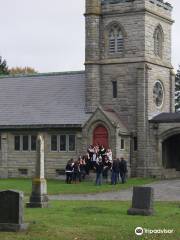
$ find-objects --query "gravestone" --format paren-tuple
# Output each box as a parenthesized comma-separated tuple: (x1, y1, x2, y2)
(0, 190, 28, 231)
(127, 187, 154, 216)
(26, 133, 48, 208)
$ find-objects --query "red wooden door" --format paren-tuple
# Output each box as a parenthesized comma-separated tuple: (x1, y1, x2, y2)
(93, 125, 109, 148)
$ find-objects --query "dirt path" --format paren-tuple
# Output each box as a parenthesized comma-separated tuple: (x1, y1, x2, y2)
(49, 179, 180, 201)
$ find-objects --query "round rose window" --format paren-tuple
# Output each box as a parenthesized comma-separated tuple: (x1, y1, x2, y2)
(153, 81, 164, 107)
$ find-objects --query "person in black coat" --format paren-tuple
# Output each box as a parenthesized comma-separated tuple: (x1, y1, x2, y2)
(95, 158, 104, 185)
(65, 159, 74, 184)
(73, 160, 80, 183)
(79, 158, 86, 181)
(103, 156, 112, 183)
(119, 157, 128, 184)
(99, 145, 106, 162)
(111, 159, 120, 185)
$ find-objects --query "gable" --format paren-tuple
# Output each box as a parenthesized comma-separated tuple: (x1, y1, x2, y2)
(83, 107, 128, 134)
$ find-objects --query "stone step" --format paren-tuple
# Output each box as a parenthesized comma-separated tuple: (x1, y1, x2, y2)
(161, 169, 180, 179)
(175, 171, 180, 178)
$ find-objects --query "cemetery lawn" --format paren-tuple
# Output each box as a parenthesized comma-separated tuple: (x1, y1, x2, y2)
(0, 178, 155, 195)
(0, 201, 179, 240)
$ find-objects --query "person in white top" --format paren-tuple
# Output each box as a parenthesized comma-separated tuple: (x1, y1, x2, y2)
(106, 148, 112, 162)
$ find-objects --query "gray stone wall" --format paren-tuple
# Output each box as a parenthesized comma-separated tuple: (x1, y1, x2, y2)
(144, 0, 172, 19)
(116, 129, 131, 175)
(100, 63, 139, 131)
(146, 122, 180, 178)
(147, 64, 172, 119)
(135, 63, 174, 177)
(85, 65, 100, 113)
(102, 0, 172, 18)
(102, 0, 145, 14)
(0, 130, 83, 179)
(101, 5, 145, 60)
(145, 12, 173, 67)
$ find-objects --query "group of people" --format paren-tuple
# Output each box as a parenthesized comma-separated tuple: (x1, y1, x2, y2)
(65, 157, 87, 184)
(65, 144, 128, 185)
(87, 144, 113, 165)
(95, 157, 128, 186)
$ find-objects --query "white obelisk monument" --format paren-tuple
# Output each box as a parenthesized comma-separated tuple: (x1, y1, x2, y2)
(27, 133, 48, 208)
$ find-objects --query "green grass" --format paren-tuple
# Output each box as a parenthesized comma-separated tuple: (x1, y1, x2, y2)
(0, 201, 179, 240)
(0, 178, 155, 195)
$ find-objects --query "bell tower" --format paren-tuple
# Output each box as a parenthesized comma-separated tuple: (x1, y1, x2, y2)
(84, 0, 175, 177)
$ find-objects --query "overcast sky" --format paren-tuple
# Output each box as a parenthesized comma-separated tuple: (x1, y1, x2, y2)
(0, 0, 179, 73)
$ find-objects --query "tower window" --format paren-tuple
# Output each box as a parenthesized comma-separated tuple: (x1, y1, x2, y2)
(112, 81, 117, 98)
(109, 26, 124, 54)
(117, 31, 124, 53)
(154, 25, 163, 58)
(109, 30, 116, 53)
(133, 137, 138, 151)
(120, 138, 125, 150)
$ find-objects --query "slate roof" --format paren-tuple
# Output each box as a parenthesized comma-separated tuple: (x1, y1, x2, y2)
(0, 71, 91, 128)
(149, 112, 180, 123)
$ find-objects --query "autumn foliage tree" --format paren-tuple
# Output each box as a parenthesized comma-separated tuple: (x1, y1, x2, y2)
(10, 66, 38, 75)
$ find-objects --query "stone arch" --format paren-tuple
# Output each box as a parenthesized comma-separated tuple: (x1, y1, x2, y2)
(160, 127, 180, 143)
(86, 119, 114, 150)
(82, 108, 119, 156)
(105, 21, 127, 37)
(160, 128, 180, 171)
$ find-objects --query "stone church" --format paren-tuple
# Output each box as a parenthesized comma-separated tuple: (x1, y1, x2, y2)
(0, 0, 180, 179)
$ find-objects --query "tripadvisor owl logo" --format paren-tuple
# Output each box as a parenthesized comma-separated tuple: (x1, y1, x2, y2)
(135, 227, 144, 236)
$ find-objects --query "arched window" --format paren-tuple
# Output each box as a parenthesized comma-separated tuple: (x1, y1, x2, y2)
(154, 25, 164, 58)
(109, 25, 124, 54)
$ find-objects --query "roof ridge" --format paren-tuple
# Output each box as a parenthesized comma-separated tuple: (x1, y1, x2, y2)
(0, 70, 85, 79)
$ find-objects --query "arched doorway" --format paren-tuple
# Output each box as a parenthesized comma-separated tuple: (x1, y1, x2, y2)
(162, 134, 180, 171)
(93, 125, 109, 148)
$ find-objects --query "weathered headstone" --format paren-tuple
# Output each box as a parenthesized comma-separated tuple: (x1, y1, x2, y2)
(127, 187, 154, 216)
(26, 133, 48, 208)
(0, 190, 28, 231)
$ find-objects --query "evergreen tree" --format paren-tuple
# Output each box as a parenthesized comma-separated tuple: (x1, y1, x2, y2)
(0, 56, 9, 75)
(175, 65, 180, 111)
